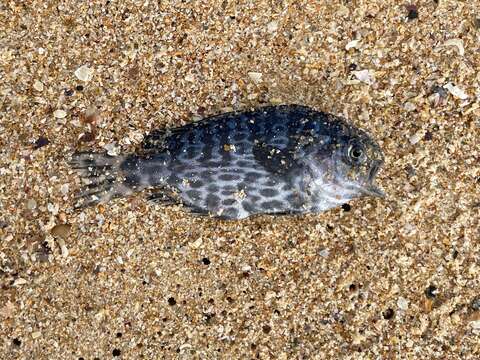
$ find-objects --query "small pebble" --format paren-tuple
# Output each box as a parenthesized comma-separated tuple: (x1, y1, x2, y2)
(60, 184, 69, 195)
(33, 136, 50, 149)
(33, 80, 44, 92)
(53, 109, 67, 119)
(444, 83, 469, 100)
(471, 297, 480, 311)
(383, 308, 394, 319)
(248, 72, 263, 84)
(425, 285, 438, 299)
(51, 224, 71, 239)
(397, 297, 409, 311)
(474, 18, 480, 30)
(26, 199, 37, 210)
(345, 39, 360, 50)
(352, 69, 374, 84)
(409, 130, 424, 145)
(319, 249, 329, 258)
(75, 65, 94, 82)
(406, 5, 418, 20)
(267, 21, 278, 33)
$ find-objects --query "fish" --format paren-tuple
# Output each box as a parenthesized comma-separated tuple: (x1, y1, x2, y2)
(70, 104, 385, 219)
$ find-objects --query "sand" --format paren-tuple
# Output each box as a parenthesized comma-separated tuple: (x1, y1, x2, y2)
(1, 0, 479, 358)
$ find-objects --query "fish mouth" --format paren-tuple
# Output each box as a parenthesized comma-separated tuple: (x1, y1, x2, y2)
(361, 161, 385, 198)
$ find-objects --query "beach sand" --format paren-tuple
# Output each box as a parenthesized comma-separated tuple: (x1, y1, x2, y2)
(1, 0, 479, 358)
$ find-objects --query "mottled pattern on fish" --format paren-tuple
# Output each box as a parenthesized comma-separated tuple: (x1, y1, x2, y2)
(70, 105, 384, 219)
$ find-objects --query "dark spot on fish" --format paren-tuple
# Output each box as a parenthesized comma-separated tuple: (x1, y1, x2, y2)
(286, 193, 302, 206)
(260, 179, 277, 187)
(261, 200, 284, 210)
(167, 175, 181, 185)
(245, 172, 263, 181)
(205, 194, 220, 208)
(172, 164, 187, 173)
(236, 160, 252, 168)
(237, 181, 248, 190)
(242, 201, 256, 213)
(124, 174, 140, 186)
(260, 188, 278, 198)
(233, 133, 247, 141)
(185, 147, 195, 159)
(190, 180, 204, 189)
(201, 170, 213, 178)
(222, 198, 236, 206)
(205, 161, 223, 168)
(249, 195, 261, 203)
(219, 174, 240, 181)
(221, 207, 238, 219)
(186, 190, 201, 200)
(207, 184, 220, 193)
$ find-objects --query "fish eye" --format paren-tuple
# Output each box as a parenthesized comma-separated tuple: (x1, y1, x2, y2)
(347, 144, 365, 163)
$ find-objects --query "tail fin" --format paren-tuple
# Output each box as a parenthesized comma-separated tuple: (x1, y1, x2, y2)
(69, 152, 133, 208)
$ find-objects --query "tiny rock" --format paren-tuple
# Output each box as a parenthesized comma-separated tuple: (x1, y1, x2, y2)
(53, 109, 67, 119)
(409, 130, 424, 145)
(345, 39, 360, 50)
(267, 21, 278, 33)
(33, 80, 44, 92)
(352, 69, 374, 84)
(13, 278, 28, 286)
(248, 72, 263, 84)
(470, 320, 480, 330)
(397, 297, 409, 311)
(75, 65, 94, 82)
(26, 198, 37, 210)
(51, 224, 71, 239)
(444, 83, 469, 100)
(441, 39, 465, 56)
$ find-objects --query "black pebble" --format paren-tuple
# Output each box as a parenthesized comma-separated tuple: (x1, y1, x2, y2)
(75, 85, 84, 91)
(383, 308, 394, 320)
(425, 285, 437, 299)
(202, 257, 211, 265)
(168, 297, 176, 306)
(12, 338, 21, 346)
(341, 203, 351, 212)
(348, 63, 357, 71)
(471, 297, 480, 311)
(112, 349, 121, 357)
(64, 88, 74, 96)
(33, 136, 49, 149)
(407, 8, 418, 20)
(262, 325, 272, 334)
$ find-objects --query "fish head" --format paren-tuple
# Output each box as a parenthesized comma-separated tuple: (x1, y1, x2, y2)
(303, 121, 385, 203)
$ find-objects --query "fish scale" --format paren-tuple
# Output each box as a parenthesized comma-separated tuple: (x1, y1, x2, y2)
(70, 104, 385, 219)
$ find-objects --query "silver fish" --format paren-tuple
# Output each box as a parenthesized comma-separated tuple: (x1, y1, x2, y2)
(70, 105, 384, 219)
